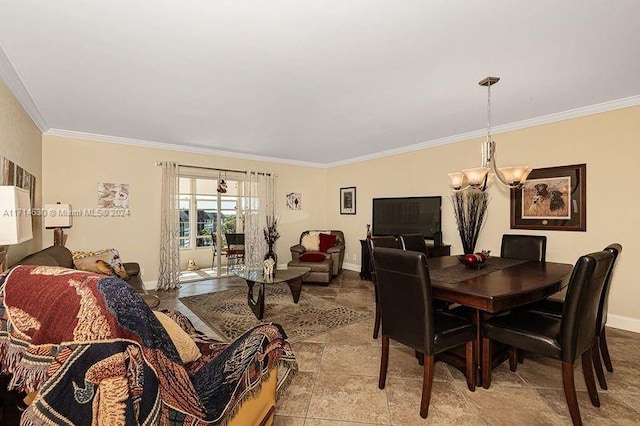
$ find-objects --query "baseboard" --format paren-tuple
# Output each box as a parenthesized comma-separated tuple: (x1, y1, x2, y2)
(607, 314, 640, 333)
(342, 262, 360, 273)
(143, 280, 158, 291)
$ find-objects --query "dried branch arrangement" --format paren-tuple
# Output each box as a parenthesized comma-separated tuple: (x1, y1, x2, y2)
(451, 191, 489, 254)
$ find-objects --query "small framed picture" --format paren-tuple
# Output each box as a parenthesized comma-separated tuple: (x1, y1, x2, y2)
(340, 186, 356, 215)
(510, 163, 586, 231)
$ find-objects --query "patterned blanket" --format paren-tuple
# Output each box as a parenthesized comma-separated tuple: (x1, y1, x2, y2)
(0, 265, 297, 425)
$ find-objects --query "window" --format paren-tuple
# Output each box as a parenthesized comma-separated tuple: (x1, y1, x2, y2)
(179, 176, 244, 251)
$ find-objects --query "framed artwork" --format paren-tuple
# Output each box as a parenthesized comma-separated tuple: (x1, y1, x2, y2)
(98, 182, 130, 209)
(0, 156, 15, 185)
(286, 192, 302, 210)
(510, 163, 586, 231)
(340, 186, 356, 215)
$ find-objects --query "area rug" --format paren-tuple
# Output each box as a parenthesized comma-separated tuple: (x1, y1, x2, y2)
(180, 284, 370, 342)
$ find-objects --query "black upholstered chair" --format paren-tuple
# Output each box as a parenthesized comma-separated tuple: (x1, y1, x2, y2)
(399, 234, 428, 256)
(373, 247, 476, 419)
(368, 236, 400, 339)
(501, 234, 547, 262)
(523, 243, 622, 390)
(482, 250, 614, 426)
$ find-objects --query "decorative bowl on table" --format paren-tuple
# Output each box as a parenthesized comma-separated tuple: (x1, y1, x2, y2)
(457, 253, 487, 269)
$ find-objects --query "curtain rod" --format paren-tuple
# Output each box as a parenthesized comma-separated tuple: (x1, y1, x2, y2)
(155, 162, 275, 176)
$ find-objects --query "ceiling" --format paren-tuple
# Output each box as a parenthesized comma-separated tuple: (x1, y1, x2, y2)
(1, 1, 639, 166)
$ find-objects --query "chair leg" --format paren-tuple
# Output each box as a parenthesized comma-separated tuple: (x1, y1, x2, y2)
(379, 336, 389, 389)
(372, 282, 381, 339)
(581, 349, 600, 407)
(509, 346, 518, 372)
(415, 350, 424, 366)
(373, 301, 381, 339)
(482, 337, 491, 389)
(517, 350, 525, 364)
(465, 341, 476, 392)
(599, 329, 614, 372)
(591, 337, 607, 390)
(562, 361, 583, 426)
(420, 354, 435, 418)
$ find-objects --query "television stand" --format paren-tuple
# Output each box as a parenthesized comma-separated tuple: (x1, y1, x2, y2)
(359, 240, 450, 280)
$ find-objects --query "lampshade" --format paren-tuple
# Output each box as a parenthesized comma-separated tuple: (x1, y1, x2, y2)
(0, 186, 33, 245)
(44, 203, 73, 228)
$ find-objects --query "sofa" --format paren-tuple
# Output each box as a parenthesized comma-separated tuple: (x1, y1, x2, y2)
(288, 230, 345, 284)
(0, 264, 297, 425)
(14, 245, 161, 309)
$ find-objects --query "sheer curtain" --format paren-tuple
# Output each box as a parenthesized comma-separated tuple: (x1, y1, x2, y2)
(158, 161, 180, 290)
(242, 172, 276, 268)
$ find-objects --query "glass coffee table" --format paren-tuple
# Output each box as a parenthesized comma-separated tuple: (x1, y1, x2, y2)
(233, 267, 311, 319)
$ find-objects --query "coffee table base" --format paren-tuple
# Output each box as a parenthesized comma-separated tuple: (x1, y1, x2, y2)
(245, 276, 303, 319)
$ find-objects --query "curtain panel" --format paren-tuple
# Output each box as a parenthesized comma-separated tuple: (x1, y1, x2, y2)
(158, 161, 180, 290)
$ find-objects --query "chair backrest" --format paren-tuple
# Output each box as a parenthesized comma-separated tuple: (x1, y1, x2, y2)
(225, 233, 245, 247)
(368, 236, 400, 281)
(372, 247, 434, 354)
(560, 250, 614, 362)
(399, 234, 428, 256)
(299, 230, 345, 247)
(596, 243, 622, 332)
(500, 234, 547, 262)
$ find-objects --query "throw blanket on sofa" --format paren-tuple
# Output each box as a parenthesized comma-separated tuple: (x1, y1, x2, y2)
(0, 265, 297, 425)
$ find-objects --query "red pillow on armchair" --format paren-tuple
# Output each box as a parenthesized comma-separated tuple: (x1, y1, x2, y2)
(319, 233, 337, 253)
(299, 253, 327, 262)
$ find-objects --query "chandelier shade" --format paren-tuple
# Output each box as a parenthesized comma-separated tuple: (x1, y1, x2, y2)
(449, 77, 532, 192)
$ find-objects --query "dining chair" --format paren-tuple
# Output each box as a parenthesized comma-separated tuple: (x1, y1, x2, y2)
(225, 233, 245, 273)
(522, 243, 622, 390)
(501, 234, 547, 262)
(482, 250, 614, 426)
(399, 234, 428, 256)
(367, 236, 400, 339)
(372, 247, 476, 418)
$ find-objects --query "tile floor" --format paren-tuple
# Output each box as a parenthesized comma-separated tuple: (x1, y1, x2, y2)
(153, 270, 640, 425)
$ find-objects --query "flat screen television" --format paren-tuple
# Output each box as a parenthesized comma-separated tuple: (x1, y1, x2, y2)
(372, 196, 442, 239)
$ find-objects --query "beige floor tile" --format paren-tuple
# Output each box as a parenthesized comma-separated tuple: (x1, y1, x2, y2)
(320, 343, 379, 376)
(385, 377, 484, 425)
(324, 319, 377, 346)
(598, 360, 640, 394)
(304, 419, 381, 426)
(334, 288, 376, 313)
(449, 360, 526, 388)
(307, 373, 391, 424)
(605, 335, 640, 364)
(273, 415, 306, 426)
(536, 388, 640, 425)
(515, 354, 587, 391)
(291, 342, 324, 373)
(610, 392, 640, 415)
(386, 347, 452, 382)
(464, 386, 566, 425)
(276, 371, 316, 417)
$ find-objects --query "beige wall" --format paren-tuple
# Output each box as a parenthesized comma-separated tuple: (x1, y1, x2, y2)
(328, 105, 640, 325)
(0, 78, 42, 265)
(41, 105, 640, 328)
(42, 135, 328, 282)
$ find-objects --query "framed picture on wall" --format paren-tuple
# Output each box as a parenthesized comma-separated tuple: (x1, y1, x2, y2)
(510, 163, 586, 231)
(340, 186, 356, 215)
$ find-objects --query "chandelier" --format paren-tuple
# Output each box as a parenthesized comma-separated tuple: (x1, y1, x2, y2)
(448, 77, 532, 191)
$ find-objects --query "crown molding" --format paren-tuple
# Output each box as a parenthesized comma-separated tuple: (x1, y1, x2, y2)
(41, 94, 640, 169)
(326, 95, 640, 168)
(44, 128, 325, 168)
(0, 44, 49, 132)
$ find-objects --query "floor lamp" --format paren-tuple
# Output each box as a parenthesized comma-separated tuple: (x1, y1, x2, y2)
(44, 203, 72, 246)
(0, 186, 34, 272)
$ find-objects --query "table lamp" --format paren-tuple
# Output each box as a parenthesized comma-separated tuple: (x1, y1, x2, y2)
(0, 186, 34, 271)
(44, 202, 72, 246)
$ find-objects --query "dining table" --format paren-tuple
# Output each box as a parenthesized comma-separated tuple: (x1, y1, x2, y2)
(426, 255, 574, 387)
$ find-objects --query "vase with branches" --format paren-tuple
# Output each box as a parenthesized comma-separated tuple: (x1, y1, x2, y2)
(263, 215, 280, 263)
(451, 191, 489, 254)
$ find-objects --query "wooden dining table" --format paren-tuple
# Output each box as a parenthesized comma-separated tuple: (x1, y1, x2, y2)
(427, 255, 574, 387)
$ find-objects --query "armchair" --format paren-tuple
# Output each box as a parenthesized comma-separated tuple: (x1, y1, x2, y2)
(289, 230, 345, 284)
